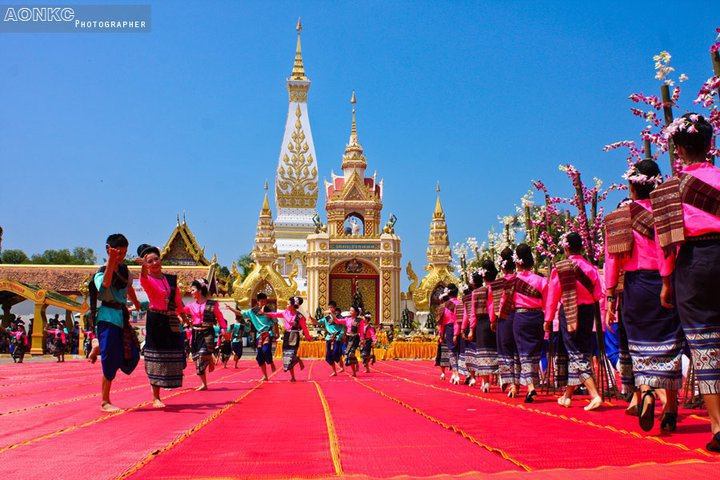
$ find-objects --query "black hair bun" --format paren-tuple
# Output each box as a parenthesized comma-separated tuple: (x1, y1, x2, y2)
(137, 244, 160, 258)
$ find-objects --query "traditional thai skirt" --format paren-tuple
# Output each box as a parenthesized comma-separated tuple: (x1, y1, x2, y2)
(50, 337, 65, 357)
(325, 338, 343, 365)
(622, 270, 684, 390)
(231, 341, 243, 358)
(11, 340, 25, 362)
(513, 309, 545, 386)
(220, 340, 232, 362)
(144, 310, 185, 388)
(191, 325, 215, 376)
(457, 333, 470, 377)
(442, 324, 459, 370)
(465, 315, 498, 375)
(496, 315, 520, 387)
(361, 339, 375, 365)
(616, 304, 635, 391)
(559, 304, 595, 386)
(345, 334, 360, 366)
(282, 330, 302, 371)
(549, 330, 568, 388)
(435, 341, 450, 367)
(675, 239, 720, 394)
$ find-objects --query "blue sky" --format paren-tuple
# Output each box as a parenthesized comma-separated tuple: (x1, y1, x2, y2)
(0, 1, 717, 286)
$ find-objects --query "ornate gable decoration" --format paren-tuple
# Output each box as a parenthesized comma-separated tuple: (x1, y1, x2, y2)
(276, 105, 318, 209)
(161, 218, 210, 266)
(337, 172, 371, 202)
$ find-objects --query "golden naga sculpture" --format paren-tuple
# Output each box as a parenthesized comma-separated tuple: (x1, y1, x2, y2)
(406, 261, 418, 296)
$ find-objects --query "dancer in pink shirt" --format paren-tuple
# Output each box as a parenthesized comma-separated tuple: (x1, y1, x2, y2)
(438, 284, 462, 384)
(652, 114, 720, 451)
(265, 296, 312, 382)
(137, 243, 186, 408)
(506, 244, 548, 403)
(182, 279, 227, 391)
(493, 248, 521, 397)
(466, 260, 499, 392)
(546, 233, 603, 411)
(343, 306, 365, 377)
(360, 312, 377, 372)
(606, 159, 683, 432)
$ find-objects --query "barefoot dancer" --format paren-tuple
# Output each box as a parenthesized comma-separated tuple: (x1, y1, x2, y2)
(228, 317, 246, 368)
(438, 284, 462, 385)
(229, 293, 278, 381)
(546, 233, 604, 411)
(182, 279, 227, 391)
(361, 312, 377, 373)
(265, 296, 312, 382)
(468, 261, 499, 392)
(137, 244, 186, 408)
(318, 301, 346, 377)
(93, 234, 141, 412)
(343, 306, 364, 377)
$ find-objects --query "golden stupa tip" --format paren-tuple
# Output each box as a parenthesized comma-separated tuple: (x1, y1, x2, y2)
(350, 90, 357, 105)
(290, 19, 307, 81)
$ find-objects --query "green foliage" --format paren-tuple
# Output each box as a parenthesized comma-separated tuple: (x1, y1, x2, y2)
(1, 249, 29, 264)
(30, 247, 96, 265)
(1, 247, 96, 265)
(235, 253, 254, 277)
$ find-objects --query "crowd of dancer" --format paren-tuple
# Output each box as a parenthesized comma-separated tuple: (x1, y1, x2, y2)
(433, 114, 719, 453)
(5, 113, 717, 455)
(83, 237, 378, 413)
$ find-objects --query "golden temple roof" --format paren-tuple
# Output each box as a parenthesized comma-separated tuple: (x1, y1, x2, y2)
(160, 215, 211, 266)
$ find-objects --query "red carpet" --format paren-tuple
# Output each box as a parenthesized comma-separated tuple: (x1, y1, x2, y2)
(0, 359, 717, 479)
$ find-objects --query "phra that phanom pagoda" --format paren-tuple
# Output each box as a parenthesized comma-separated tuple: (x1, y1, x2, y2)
(273, 19, 319, 294)
(305, 92, 402, 326)
(406, 183, 460, 327)
(232, 183, 298, 309)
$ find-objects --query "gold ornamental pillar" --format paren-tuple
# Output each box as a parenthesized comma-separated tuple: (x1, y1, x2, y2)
(30, 303, 47, 355)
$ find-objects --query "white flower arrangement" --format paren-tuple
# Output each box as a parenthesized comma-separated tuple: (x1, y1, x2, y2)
(622, 167, 663, 186)
(512, 252, 523, 266)
(475, 267, 487, 278)
(559, 232, 571, 249)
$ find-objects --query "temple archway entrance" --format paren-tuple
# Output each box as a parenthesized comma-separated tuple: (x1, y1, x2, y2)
(329, 259, 379, 323)
(252, 281, 278, 311)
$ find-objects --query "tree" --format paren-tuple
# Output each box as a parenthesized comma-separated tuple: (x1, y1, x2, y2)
(30, 247, 96, 265)
(235, 254, 254, 277)
(1, 249, 29, 264)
